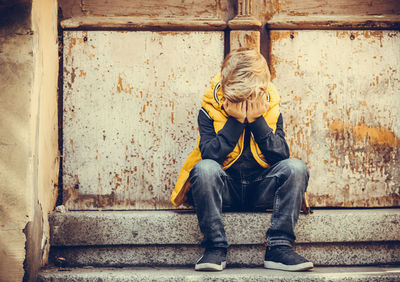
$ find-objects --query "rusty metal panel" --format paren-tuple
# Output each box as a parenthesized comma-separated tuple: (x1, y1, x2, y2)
(270, 30, 400, 207)
(63, 31, 224, 209)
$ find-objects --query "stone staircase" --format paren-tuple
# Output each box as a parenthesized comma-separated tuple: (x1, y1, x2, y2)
(37, 209, 400, 281)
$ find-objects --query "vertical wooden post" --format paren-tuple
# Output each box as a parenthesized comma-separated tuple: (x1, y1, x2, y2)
(228, 0, 262, 51)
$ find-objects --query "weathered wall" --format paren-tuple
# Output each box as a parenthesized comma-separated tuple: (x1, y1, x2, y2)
(32, 0, 59, 271)
(62, 31, 224, 209)
(270, 30, 400, 207)
(58, 0, 400, 209)
(0, 0, 59, 281)
(252, 0, 400, 59)
(59, 0, 234, 22)
(0, 2, 35, 280)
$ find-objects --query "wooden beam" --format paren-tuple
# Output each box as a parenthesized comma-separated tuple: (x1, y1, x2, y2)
(61, 16, 227, 31)
(267, 15, 400, 30)
(228, 16, 262, 30)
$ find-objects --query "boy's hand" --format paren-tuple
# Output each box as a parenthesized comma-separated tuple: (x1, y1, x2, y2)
(247, 96, 269, 123)
(223, 100, 246, 123)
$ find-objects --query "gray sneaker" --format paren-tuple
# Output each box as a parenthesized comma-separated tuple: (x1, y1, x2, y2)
(195, 247, 227, 271)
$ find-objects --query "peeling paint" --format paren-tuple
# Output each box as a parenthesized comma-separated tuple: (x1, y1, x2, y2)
(271, 30, 400, 207)
(230, 30, 260, 50)
(331, 120, 399, 147)
(63, 31, 224, 209)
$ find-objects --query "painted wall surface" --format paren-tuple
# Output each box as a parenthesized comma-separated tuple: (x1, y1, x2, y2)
(0, 2, 33, 281)
(63, 29, 400, 209)
(63, 31, 224, 209)
(270, 30, 400, 207)
(32, 0, 59, 270)
(0, 0, 59, 281)
(59, 0, 399, 210)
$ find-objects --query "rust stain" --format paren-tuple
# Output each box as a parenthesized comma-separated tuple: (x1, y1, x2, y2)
(329, 120, 399, 147)
(79, 70, 86, 77)
(336, 31, 356, 40)
(353, 123, 399, 146)
(67, 37, 82, 57)
(287, 11, 308, 16)
(244, 34, 257, 48)
(362, 30, 383, 45)
(117, 75, 123, 93)
(116, 74, 133, 94)
(71, 67, 76, 84)
(269, 54, 278, 79)
(63, 187, 117, 209)
(73, 174, 80, 185)
(113, 173, 123, 191)
(329, 120, 350, 132)
(270, 31, 297, 41)
(335, 31, 385, 47)
(69, 139, 74, 152)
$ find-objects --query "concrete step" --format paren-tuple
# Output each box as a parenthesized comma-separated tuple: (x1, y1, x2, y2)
(37, 266, 400, 281)
(48, 209, 400, 266)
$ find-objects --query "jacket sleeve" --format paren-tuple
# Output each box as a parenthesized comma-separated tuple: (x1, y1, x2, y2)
(198, 109, 244, 164)
(248, 113, 290, 165)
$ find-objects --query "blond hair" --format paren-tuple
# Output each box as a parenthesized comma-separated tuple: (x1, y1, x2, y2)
(221, 48, 271, 103)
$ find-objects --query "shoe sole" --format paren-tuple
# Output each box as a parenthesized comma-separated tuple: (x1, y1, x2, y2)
(264, 261, 314, 271)
(195, 261, 227, 271)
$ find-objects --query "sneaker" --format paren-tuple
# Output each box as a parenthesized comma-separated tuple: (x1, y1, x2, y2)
(195, 247, 227, 271)
(264, 245, 313, 271)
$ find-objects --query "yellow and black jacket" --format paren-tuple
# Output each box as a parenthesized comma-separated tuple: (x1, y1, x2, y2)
(171, 73, 311, 213)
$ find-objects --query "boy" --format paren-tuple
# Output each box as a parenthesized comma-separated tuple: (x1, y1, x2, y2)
(171, 48, 313, 272)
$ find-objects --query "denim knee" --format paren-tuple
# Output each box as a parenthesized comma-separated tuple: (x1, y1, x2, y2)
(284, 158, 309, 177)
(190, 159, 224, 192)
(191, 159, 223, 179)
(278, 158, 309, 192)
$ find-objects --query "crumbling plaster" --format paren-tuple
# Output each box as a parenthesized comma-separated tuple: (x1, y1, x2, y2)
(0, 0, 59, 281)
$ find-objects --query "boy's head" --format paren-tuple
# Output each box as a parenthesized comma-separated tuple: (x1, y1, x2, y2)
(221, 48, 271, 103)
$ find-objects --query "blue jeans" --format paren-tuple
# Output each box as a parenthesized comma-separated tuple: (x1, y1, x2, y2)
(188, 158, 309, 249)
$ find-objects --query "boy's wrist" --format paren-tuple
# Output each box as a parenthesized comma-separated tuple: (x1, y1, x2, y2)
(236, 117, 246, 123)
(247, 116, 259, 123)
(249, 116, 272, 137)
